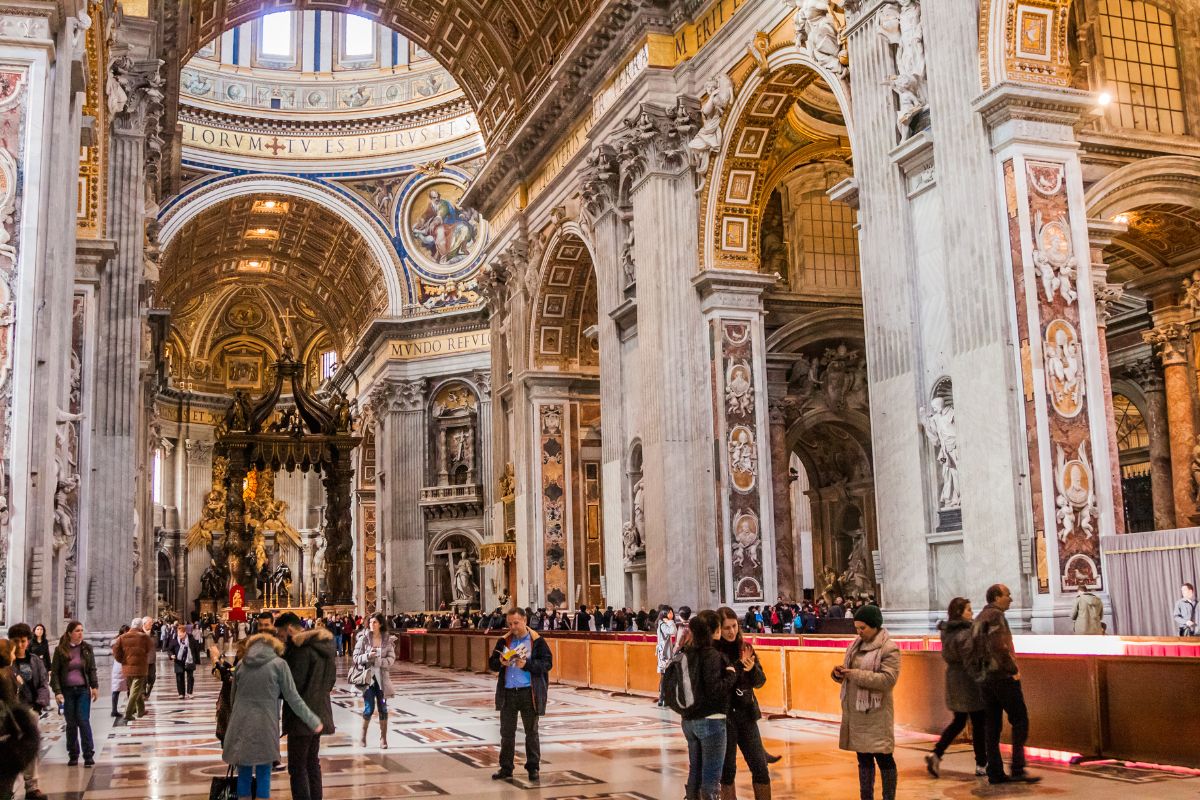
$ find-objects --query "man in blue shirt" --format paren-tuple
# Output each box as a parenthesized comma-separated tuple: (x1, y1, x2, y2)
(488, 607, 553, 782)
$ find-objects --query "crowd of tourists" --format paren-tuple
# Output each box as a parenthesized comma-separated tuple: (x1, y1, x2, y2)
(3, 580, 1199, 799)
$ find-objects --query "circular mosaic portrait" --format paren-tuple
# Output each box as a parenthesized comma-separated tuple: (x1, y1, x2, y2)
(401, 178, 485, 278)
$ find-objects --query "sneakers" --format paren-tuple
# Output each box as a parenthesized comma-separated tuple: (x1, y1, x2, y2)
(491, 770, 513, 781)
(527, 769, 540, 782)
(975, 765, 988, 777)
(67, 758, 78, 767)
(84, 757, 95, 767)
(924, 753, 941, 778)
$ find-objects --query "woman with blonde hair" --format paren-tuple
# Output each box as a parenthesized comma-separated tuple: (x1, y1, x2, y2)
(831, 605, 900, 800)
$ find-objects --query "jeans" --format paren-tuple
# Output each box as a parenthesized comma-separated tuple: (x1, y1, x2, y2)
(682, 717, 727, 799)
(175, 666, 195, 696)
(498, 687, 540, 773)
(334, 634, 344, 655)
(721, 712, 770, 785)
(287, 734, 323, 800)
(362, 682, 387, 719)
(125, 677, 147, 719)
(982, 677, 1029, 779)
(934, 709, 988, 765)
(63, 686, 95, 760)
(237, 763, 271, 799)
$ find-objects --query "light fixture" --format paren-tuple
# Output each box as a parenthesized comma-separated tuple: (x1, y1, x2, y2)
(263, 200, 277, 209)
(1097, 91, 1113, 107)
(1114, 213, 1129, 225)
(257, 227, 268, 234)
(247, 260, 261, 268)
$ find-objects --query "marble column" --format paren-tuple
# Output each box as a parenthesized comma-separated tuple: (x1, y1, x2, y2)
(473, 369, 495, 537)
(85, 46, 163, 633)
(619, 101, 719, 609)
(371, 379, 426, 611)
(1125, 358, 1174, 529)
(768, 400, 796, 600)
(1089, 221, 1128, 534)
(1143, 323, 1196, 525)
(579, 144, 629, 609)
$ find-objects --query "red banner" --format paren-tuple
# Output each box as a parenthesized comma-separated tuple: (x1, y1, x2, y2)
(228, 584, 246, 622)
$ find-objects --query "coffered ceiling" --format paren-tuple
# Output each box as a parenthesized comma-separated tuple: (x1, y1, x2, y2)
(161, 194, 388, 361)
(181, 0, 608, 145)
(1104, 203, 1200, 287)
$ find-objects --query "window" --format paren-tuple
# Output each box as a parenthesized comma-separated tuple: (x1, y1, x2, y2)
(792, 196, 860, 292)
(1113, 393, 1150, 452)
(320, 350, 338, 380)
(260, 12, 293, 58)
(343, 14, 375, 58)
(1097, 0, 1186, 135)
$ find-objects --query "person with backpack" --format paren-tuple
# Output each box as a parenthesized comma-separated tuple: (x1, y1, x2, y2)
(488, 607, 553, 783)
(715, 607, 772, 800)
(0, 639, 42, 800)
(831, 605, 900, 800)
(655, 606, 678, 707)
(277, 612, 336, 800)
(973, 584, 1041, 785)
(352, 613, 396, 749)
(925, 597, 987, 779)
(665, 609, 738, 800)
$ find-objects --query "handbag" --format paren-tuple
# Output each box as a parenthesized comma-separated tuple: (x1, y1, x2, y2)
(347, 662, 372, 688)
(208, 765, 244, 800)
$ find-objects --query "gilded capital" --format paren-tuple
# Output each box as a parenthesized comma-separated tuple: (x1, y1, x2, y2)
(1143, 323, 1190, 367)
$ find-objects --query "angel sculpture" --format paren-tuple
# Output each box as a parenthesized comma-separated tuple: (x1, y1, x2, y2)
(687, 74, 734, 194)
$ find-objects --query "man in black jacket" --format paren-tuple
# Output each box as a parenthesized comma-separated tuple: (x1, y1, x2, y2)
(488, 607, 553, 783)
(277, 613, 337, 800)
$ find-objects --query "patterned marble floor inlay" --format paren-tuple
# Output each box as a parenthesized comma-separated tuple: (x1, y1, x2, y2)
(22, 655, 1200, 799)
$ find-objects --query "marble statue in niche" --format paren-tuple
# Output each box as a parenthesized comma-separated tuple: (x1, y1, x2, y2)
(728, 426, 758, 493)
(732, 512, 761, 570)
(52, 408, 83, 553)
(878, 0, 927, 139)
(631, 477, 646, 551)
(1044, 319, 1085, 417)
(919, 392, 960, 511)
(1054, 441, 1098, 542)
(622, 521, 643, 564)
(687, 73, 733, 194)
(785, 0, 848, 79)
(200, 558, 225, 600)
(1032, 213, 1079, 305)
(726, 360, 754, 416)
(453, 556, 478, 604)
(620, 225, 636, 288)
(841, 526, 873, 599)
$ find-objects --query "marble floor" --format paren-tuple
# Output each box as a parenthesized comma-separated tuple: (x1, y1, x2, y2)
(24, 654, 1200, 799)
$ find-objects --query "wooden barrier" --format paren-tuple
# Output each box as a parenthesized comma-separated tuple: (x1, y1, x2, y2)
(397, 630, 1200, 768)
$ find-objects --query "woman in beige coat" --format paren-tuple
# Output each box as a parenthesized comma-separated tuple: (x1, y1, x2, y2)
(831, 605, 900, 800)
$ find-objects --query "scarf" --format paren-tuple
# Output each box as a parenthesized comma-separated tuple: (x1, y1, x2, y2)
(177, 635, 194, 667)
(839, 629, 889, 712)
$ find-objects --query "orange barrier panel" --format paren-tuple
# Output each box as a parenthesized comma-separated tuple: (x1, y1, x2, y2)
(628, 643, 660, 695)
(589, 641, 628, 692)
(396, 631, 1200, 768)
(451, 634, 469, 670)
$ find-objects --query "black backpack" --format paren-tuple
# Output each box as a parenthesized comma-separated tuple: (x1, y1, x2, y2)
(662, 650, 702, 715)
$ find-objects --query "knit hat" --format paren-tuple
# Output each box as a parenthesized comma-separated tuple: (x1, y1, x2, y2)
(853, 604, 883, 630)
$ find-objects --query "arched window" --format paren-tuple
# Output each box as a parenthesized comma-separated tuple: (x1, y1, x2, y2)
(1096, 0, 1186, 134)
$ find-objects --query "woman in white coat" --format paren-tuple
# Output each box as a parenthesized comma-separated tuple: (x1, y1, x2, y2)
(352, 613, 396, 749)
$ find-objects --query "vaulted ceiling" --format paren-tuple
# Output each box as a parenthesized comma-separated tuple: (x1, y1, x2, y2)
(160, 194, 388, 368)
(180, 0, 608, 145)
(1104, 203, 1200, 286)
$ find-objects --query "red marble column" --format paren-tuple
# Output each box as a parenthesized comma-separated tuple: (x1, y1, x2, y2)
(1094, 282, 1126, 533)
(1144, 323, 1197, 526)
(769, 400, 796, 601)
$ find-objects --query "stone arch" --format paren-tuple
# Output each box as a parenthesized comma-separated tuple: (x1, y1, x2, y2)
(702, 51, 854, 273)
(159, 174, 411, 314)
(527, 229, 600, 372)
(1085, 156, 1200, 218)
